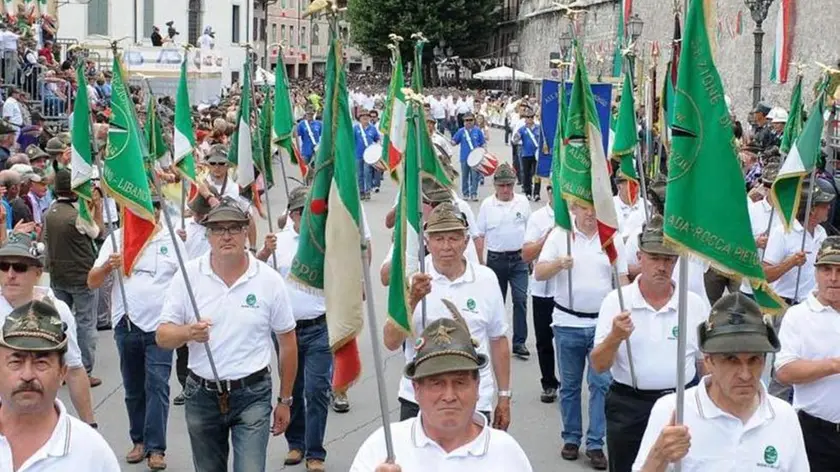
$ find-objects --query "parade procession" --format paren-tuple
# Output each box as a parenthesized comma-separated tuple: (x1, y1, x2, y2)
(2, 0, 840, 470)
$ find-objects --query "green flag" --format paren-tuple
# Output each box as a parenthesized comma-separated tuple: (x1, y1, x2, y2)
(174, 57, 197, 182)
(663, 0, 783, 313)
(258, 87, 275, 187)
(779, 75, 804, 155)
(551, 84, 573, 232)
(290, 37, 364, 392)
(145, 96, 167, 161)
(381, 49, 406, 176)
(103, 55, 156, 276)
(70, 63, 95, 227)
(273, 52, 308, 178)
(611, 67, 640, 203)
(612, 2, 627, 77)
(562, 42, 600, 208)
(229, 56, 255, 188)
(770, 81, 827, 231)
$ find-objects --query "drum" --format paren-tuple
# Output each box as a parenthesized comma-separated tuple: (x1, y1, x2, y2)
(363, 143, 387, 172)
(467, 148, 500, 176)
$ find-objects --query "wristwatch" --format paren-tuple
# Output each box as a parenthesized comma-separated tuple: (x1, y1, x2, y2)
(277, 396, 293, 407)
(498, 390, 512, 398)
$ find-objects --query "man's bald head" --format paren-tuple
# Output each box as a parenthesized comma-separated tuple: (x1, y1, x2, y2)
(6, 154, 30, 168)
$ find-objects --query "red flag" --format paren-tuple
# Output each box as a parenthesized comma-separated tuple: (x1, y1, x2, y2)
(121, 207, 156, 276)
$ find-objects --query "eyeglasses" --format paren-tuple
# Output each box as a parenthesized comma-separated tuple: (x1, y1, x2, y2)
(209, 162, 227, 167)
(464, 119, 474, 123)
(208, 225, 246, 236)
(0, 262, 32, 273)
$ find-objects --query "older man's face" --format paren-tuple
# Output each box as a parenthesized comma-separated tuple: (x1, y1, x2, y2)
(414, 371, 479, 432)
(207, 222, 248, 257)
(704, 353, 765, 406)
(0, 346, 66, 415)
(426, 229, 468, 265)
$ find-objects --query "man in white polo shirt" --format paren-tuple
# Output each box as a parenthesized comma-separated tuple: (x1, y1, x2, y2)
(592, 215, 707, 472)
(613, 173, 649, 241)
(88, 195, 184, 471)
(0, 233, 95, 428)
(0, 300, 120, 471)
(156, 199, 298, 472)
(740, 163, 781, 298)
(775, 236, 840, 471)
(476, 163, 531, 359)
(256, 186, 332, 472)
(522, 183, 559, 403)
(383, 203, 511, 429)
(633, 293, 808, 472)
(535, 201, 629, 470)
(353, 316, 532, 472)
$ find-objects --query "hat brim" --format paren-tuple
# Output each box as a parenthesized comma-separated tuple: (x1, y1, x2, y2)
(0, 335, 67, 352)
(815, 257, 840, 266)
(425, 223, 468, 234)
(0, 251, 42, 266)
(404, 353, 489, 380)
(494, 176, 516, 184)
(698, 322, 781, 354)
(639, 244, 679, 257)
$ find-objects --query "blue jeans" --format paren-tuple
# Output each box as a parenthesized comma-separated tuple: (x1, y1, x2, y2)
(184, 371, 273, 472)
(357, 159, 372, 194)
(460, 160, 480, 198)
(486, 251, 529, 346)
(372, 167, 382, 189)
(286, 321, 333, 461)
(114, 318, 172, 455)
(553, 326, 611, 450)
(52, 284, 97, 373)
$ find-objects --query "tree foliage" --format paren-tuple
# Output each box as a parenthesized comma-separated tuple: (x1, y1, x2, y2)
(347, 0, 499, 61)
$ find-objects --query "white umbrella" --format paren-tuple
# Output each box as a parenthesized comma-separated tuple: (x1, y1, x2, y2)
(473, 66, 533, 81)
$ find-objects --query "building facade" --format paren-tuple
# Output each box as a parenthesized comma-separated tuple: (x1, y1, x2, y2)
(58, 0, 254, 86)
(513, 0, 839, 119)
(265, 0, 372, 79)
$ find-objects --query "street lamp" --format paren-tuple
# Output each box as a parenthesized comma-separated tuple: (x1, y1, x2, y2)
(628, 13, 644, 43)
(558, 32, 573, 83)
(744, 0, 775, 106)
(509, 39, 520, 95)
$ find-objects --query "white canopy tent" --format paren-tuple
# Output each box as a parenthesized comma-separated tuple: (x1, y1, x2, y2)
(254, 67, 276, 86)
(473, 66, 533, 81)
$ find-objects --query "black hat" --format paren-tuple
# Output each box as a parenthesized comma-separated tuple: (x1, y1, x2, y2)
(54, 169, 72, 194)
(698, 293, 780, 354)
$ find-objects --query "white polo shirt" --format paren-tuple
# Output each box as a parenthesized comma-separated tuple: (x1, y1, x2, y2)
(0, 400, 120, 472)
(763, 220, 826, 301)
(475, 194, 531, 252)
(0, 289, 83, 369)
(742, 198, 782, 295)
(183, 218, 211, 260)
(633, 378, 809, 472)
(624, 229, 711, 307)
(524, 204, 556, 298)
(775, 293, 840, 423)
(95, 227, 185, 332)
(595, 278, 707, 389)
(398, 260, 508, 412)
(159, 253, 296, 380)
(271, 226, 326, 321)
(613, 195, 648, 239)
(350, 413, 533, 472)
(539, 225, 628, 328)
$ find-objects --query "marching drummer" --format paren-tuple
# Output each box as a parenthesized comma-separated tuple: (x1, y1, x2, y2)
(452, 112, 486, 202)
(355, 109, 381, 201)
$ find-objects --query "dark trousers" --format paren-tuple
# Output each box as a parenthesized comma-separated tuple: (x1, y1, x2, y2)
(486, 251, 529, 346)
(512, 144, 522, 184)
(286, 320, 333, 461)
(399, 398, 490, 422)
(605, 385, 665, 472)
(114, 318, 173, 455)
(799, 411, 840, 472)
(176, 345, 189, 389)
(521, 155, 538, 197)
(532, 295, 559, 390)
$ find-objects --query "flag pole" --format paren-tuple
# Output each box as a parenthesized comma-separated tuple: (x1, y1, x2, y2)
(413, 107, 429, 328)
(250, 79, 279, 270)
(180, 182, 186, 231)
(674, 257, 689, 472)
(613, 266, 637, 388)
(626, 55, 650, 224)
(150, 175, 228, 402)
(560, 65, 575, 311)
(793, 168, 817, 301)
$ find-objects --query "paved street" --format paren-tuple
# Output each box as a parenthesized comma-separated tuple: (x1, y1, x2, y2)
(55, 128, 597, 471)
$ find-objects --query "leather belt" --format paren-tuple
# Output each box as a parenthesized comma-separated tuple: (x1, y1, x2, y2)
(611, 382, 679, 399)
(296, 314, 326, 329)
(799, 410, 840, 434)
(488, 249, 523, 257)
(553, 302, 599, 319)
(188, 367, 269, 392)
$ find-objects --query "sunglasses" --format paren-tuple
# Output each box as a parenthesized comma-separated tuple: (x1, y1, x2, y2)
(0, 262, 32, 273)
(464, 119, 474, 122)
(209, 162, 227, 167)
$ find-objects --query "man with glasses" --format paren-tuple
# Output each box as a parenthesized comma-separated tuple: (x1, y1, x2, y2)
(87, 194, 184, 471)
(476, 163, 531, 360)
(203, 144, 258, 253)
(452, 112, 485, 202)
(0, 233, 96, 428)
(157, 198, 298, 472)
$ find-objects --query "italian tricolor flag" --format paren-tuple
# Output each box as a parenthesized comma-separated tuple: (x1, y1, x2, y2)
(174, 57, 197, 183)
(770, 0, 792, 84)
(386, 59, 407, 174)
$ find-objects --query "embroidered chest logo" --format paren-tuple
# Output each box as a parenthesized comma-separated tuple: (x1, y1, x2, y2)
(244, 293, 258, 308)
(670, 326, 679, 339)
(763, 446, 778, 466)
(160, 246, 169, 255)
(465, 298, 477, 313)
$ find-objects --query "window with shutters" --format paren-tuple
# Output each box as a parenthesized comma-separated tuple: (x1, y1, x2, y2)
(87, 0, 109, 36)
(271, 24, 277, 43)
(232, 5, 241, 43)
(290, 26, 295, 47)
(143, 0, 154, 38)
(281, 25, 286, 44)
(301, 26, 306, 49)
(188, 0, 202, 46)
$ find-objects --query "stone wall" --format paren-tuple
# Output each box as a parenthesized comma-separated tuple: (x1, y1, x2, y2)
(516, 0, 839, 120)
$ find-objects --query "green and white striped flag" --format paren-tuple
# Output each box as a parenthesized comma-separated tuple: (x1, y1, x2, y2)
(70, 63, 95, 227)
(173, 57, 197, 182)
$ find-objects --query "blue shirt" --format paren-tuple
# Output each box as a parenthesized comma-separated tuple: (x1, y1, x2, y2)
(452, 127, 486, 162)
(517, 124, 543, 158)
(354, 123, 380, 160)
(2, 198, 11, 230)
(296, 119, 323, 158)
